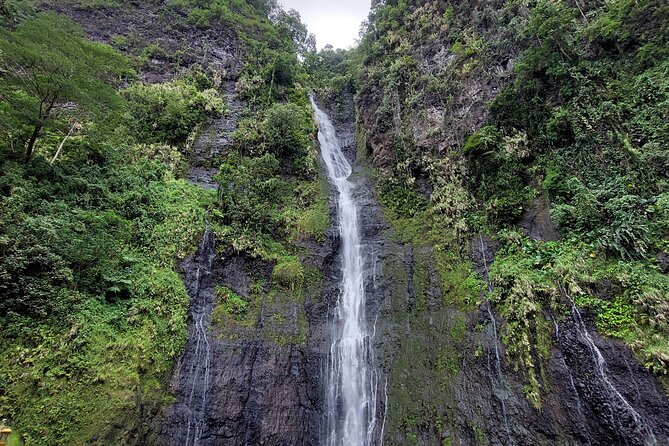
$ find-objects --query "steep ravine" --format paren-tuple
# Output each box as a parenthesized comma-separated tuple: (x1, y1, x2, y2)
(363, 162, 669, 445)
(24, 2, 668, 445)
(161, 91, 397, 445)
(312, 98, 387, 445)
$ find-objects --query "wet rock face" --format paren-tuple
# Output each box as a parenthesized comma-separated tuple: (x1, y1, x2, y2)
(161, 240, 337, 446)
(313, 95, 392, 443)
(318, 92, 358, 163)
(208, 249, 333, 446)
(556, 318, 669, 446)
(187, 81, 245, 188)
(162, 231, 218, 446)
(41, 0, 242, 83)
(160, 95, 349, 446)
(518, 195, 562, 242)
(356, 0, 521, 175)
(464, 313, 669, 446)
(370, 229, 669, 446)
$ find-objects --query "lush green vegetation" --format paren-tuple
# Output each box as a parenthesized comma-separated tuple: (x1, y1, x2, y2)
(2, 0, 668, 443)
(0, 12, 219, 445)
(0, 13, 131, 161)
(343, 0, 669, 417)
(481, 0, 669, 394)
(0, 0, 325, 443)
(123, 77, 226, 146)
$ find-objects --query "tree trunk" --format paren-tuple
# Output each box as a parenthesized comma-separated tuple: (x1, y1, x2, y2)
(25, 98, 55, 163)
(25, 121, 43, 163)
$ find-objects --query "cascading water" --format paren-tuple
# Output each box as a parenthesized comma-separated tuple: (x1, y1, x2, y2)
(165, 229, 216, 446)
(561, 285, 658, 446)
(478, 236, 513, 445)
(311, 98, 378, 446)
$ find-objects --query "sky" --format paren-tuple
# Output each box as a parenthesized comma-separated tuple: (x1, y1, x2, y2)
(278, 0, 372, 50)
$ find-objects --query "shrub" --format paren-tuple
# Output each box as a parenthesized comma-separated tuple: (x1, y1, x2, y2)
(123, 78, 225, 146)
(216, 153, 282, 233)
(214, 286, 249, 321)
(261, 102, 314, 158)
(272, 256, 304, 290)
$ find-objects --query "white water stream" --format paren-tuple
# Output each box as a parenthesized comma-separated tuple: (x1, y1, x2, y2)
(561, 285, 658, 446)
(184, 229, 215, 446)
(311, 99, 378, 446)
(478, 236, 513, 445)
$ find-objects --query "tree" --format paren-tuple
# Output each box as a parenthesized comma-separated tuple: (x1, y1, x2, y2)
(275, 8, 316, 57)
(261, 102, 314, 158)
(0, 13, 131, 161)
(0, 0, 35, 26)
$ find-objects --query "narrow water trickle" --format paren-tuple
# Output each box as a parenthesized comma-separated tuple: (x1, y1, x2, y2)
(478, 236, 513, 445)
(562, 285, 658, 446)
(311, 99, 379, 446)
(183, 229, 216, 446)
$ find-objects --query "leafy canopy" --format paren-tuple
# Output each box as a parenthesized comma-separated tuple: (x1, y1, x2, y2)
(0, 13, 131, 159)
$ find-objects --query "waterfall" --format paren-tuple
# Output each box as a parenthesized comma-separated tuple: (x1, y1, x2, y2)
(478, 236, 513, 446)
(183, 229, 216, 446)
(311, 98, 378, 446)
(562, 285, 658, 446)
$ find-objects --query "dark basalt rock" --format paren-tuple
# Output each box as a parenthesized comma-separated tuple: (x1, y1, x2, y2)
(41, 0, 242, 83)
(190, 82, 245, 166)
(658, 251, 669, 274)
(161, 239, 334, 445)
(159, 83, 340, 445)
(187, 81, 245, 188)
(518, 195, 562, 242)
(555, 314, 669, 445)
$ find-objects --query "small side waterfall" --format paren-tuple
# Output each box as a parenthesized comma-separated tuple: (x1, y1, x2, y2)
(478, 236, 513, 445)
(183, 229, 216, 446)
(162, 228, 216, 446)
(562, 285, 658, 446)
(311, 99, 378, 446)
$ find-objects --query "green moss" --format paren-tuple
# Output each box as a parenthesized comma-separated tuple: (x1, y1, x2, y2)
(413, 250, 429, 311)
(451, 315, 467, 342)
(377, 176, 428, 219)
(287, 176, 330, 242)
(272, 256, 304, 291)
(473, 423, 486, 444)
(7, 433, 21, 446)
(435, 253, 480, 311)
(213, 286, 249, 321)
(490, 231, 669, 405)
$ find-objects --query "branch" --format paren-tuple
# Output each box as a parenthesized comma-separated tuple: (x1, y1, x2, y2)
(50, 120, 80, 164)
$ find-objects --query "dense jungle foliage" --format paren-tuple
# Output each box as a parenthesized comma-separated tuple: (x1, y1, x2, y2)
(0, 0, 322, 444)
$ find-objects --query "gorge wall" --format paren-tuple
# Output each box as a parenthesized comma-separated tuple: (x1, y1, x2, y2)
(343, 0, 669, 444)
(1, 0, 668, 445)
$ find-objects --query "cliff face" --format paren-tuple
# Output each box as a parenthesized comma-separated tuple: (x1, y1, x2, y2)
(357, 0, 521, 172)
(19, 2, 337, 444)
(350, 0, 669, 444)
(370, 229, 669, 445)
(160, 228, 336, 445)
(42, 0, 242, 83)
